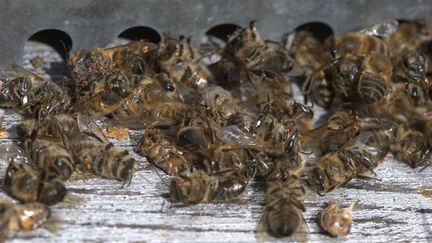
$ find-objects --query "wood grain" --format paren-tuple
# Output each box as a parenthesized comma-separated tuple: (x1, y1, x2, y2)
(0, 42, 431, 243)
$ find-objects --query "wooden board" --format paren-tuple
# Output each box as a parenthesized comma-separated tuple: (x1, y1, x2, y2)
(0, 42, 431, 243)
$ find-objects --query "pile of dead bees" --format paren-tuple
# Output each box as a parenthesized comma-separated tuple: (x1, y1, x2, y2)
(1, 16, 432, 240)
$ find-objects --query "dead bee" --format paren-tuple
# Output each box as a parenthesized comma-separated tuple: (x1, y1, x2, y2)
(72, 70, 133, 118)
(16, 116, 75, 181)
(138, 128, 194, 175)
(202, 85, 239, 125)
(70, 114, 137, 186)
(288, 30, 336, 107)
(158, 35, 213, 90)
(0, 65, 71, 116)
(0, 200, 50, 241)
(257, 178, 308, 239)
(318, 201, 355, 237)
(334, 54, 392, 104)
(170, 170, 247, 203)
(1, 144, 67, 205)
(357, 54, 392, 104)
(327, 26, 391, 59)
(108, 75, 191, 129)
(303, 110, 392, 155)
(390, 124, 432, 168)
(307, 146, 377, 193)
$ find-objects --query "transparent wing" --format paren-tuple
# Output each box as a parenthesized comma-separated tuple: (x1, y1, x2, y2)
(0, 64, 44, 82)
(358, 20, 399, 38)
(76, 113, 108, 143)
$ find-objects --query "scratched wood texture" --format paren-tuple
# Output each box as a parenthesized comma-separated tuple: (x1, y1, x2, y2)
(0, 41, 431, 243)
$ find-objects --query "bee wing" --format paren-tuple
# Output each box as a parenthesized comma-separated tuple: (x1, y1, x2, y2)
(218, 125, 260, 147)
(358, 20, 399, 38)
(76, 113, 108, 143)
(0, 143, 31, 165)
(255, 211, 309, 243)
(0, 64, 44, 82)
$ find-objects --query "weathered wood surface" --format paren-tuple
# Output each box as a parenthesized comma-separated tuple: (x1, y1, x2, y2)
(0, 42, 432, 243)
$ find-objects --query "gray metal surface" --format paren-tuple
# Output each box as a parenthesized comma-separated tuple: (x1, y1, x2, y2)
(1, 0, 432, 66)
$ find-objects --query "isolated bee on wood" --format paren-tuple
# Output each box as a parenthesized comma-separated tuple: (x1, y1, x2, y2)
(1, 144, 67, 205)
(307, 146, 378, 193)
(0, 65, 71, 117)
(318, 201, 355, 237)
(0, 200, 51, 241)
(169, 170, 247, 203)
(256, 178, 308, 240)
(138, 128, 194, 176)
(16, 116, 75, 181)
(288, 30, 336, 107)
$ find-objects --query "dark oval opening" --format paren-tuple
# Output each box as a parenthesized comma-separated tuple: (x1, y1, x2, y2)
(117, 26, 161, 43)
(205, 23, 242, 42)
(27, 29, 73, 60)
(294, 22, 334, 42)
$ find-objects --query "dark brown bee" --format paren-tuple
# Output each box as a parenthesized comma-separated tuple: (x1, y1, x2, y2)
(138, 128, 194, 175)
(288, 30, 336, 107)
(72, 70, 133, 118)
(170, 170, 247, 203)
(0, 200, 50, 241)
(318, 201, 355, 237)
(308, 146, 377, 193)
(70, 114, 137, 186)
(257, 178, 307, 239)
(1, 144, 67, 205)
(16, 116, 75, 181)
(0, 65, 71, 117)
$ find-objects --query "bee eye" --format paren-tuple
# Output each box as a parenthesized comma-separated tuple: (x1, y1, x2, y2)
(164, 83, 175, 92)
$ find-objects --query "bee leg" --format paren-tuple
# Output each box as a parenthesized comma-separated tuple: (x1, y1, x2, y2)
(301, 76, 313, 105)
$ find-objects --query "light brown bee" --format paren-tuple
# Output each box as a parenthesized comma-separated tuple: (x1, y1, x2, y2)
(157, 35, 213, 90)
(138, 128, 194, 175)
(257, 178, 308, 239)
(0, 65, 71, 116)
(108, 75, 191, 129)
(0, 200, 50, 241)
(307, 146, 377, 193)
(70, 114, 137, 186)
(288, 30, 336, 107)
(170, 170, 247, 203)
(1, 144, 67, 205)
(390, 124, 432, 168)
(327, 32, 389, 59)
(318, 201, 356, 237)
(16, 116, 75, 181)
(202, 85, 239, 125)
(303, 110, 393, 155)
